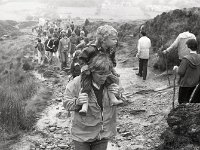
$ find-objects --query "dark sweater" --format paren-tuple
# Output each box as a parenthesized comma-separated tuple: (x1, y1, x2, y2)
(92, 84, 104, 111)
(178, 53, 200, 87)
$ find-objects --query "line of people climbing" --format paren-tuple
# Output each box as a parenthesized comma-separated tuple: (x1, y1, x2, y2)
(34, 20, 90, 79)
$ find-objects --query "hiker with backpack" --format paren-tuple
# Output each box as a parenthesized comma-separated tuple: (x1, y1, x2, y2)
(77, 24, 124, 115)
(63, 53, 124, 150)
(173, 39, 200, 104)
(58, 30, 71, 70)
(35, 38, 45, 65)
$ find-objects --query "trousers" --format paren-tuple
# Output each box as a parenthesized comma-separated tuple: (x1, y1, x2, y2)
(74, 139, 108, 150)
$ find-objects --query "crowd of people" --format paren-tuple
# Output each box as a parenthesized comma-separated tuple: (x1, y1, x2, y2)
(34, 19, 90, 78)
(33, 18, 200, 150)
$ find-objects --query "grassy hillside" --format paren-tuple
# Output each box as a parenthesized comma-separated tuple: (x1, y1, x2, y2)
(0, 20, 19, 37)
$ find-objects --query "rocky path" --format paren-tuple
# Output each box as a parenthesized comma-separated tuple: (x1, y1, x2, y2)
(11, 63, 178, 150)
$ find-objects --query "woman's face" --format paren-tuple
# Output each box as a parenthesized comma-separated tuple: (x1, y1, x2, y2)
(103, 36, 118, 48)
(92, 70, 111, 86)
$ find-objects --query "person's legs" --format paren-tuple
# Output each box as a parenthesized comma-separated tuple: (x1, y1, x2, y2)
(91, 139, 108, 150)
(74, 140, 90, 150)
(37, 50, 42, 64)
(190, 84, 200, 103)
(49, 52, 53, 64)
(136, 58, 143, 77)
(178, 86, 196, 104)
(142, 59, 148, 80)
(65, 51, 69, 67)
(60, 51, 66, 70)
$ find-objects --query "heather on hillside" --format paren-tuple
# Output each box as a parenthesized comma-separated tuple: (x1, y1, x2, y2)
(0, 70, 38, 133)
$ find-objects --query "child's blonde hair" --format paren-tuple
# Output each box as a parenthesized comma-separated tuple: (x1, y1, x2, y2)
(95, 25, 118, 48)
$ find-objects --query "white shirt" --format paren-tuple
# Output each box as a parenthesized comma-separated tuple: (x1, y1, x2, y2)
(137, 36, 151, 59)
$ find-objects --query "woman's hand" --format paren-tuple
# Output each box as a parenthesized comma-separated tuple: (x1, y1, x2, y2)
(76, 93, 88, 105)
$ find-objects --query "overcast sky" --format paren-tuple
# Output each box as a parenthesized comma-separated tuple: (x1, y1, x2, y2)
(0, 0, 199, 21)
(0, 0, 200, 8)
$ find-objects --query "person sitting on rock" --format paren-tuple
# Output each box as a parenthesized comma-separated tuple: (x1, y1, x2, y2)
(173, 39, 200, 104)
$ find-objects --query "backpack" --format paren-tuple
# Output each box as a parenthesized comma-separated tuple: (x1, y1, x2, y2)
(44, 39, 51, 51)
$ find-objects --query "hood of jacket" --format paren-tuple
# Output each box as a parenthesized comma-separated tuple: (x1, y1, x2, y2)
(184, 53, 200, 69)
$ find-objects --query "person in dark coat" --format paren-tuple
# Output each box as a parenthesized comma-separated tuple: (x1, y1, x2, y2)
(173, 39, 200, 104)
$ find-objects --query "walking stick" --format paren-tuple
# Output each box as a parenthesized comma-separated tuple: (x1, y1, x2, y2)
(172, 72, 176, 109)
(161, 36, 170, 86)
(164, 53, 171, 86)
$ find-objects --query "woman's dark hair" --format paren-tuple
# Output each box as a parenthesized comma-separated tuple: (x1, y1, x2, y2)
(186, 39, 197, 51)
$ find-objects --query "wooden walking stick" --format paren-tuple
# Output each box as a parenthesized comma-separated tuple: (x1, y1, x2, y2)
(172, 72, 177, 109)
(164, 53, 171, 86)
(160, 36, 171, 87)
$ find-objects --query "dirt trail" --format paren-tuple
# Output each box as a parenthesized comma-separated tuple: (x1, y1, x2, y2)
(11, 63, 177, 150)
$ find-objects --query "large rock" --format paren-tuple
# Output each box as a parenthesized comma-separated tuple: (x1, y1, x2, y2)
(158, 104, 200, 149)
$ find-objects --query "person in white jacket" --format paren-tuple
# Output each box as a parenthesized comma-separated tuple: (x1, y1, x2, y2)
(136, 31, 151, 81)
(163, 28, 196, 62)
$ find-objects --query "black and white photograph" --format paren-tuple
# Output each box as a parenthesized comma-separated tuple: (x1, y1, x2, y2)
(0, 0, 200, 150)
